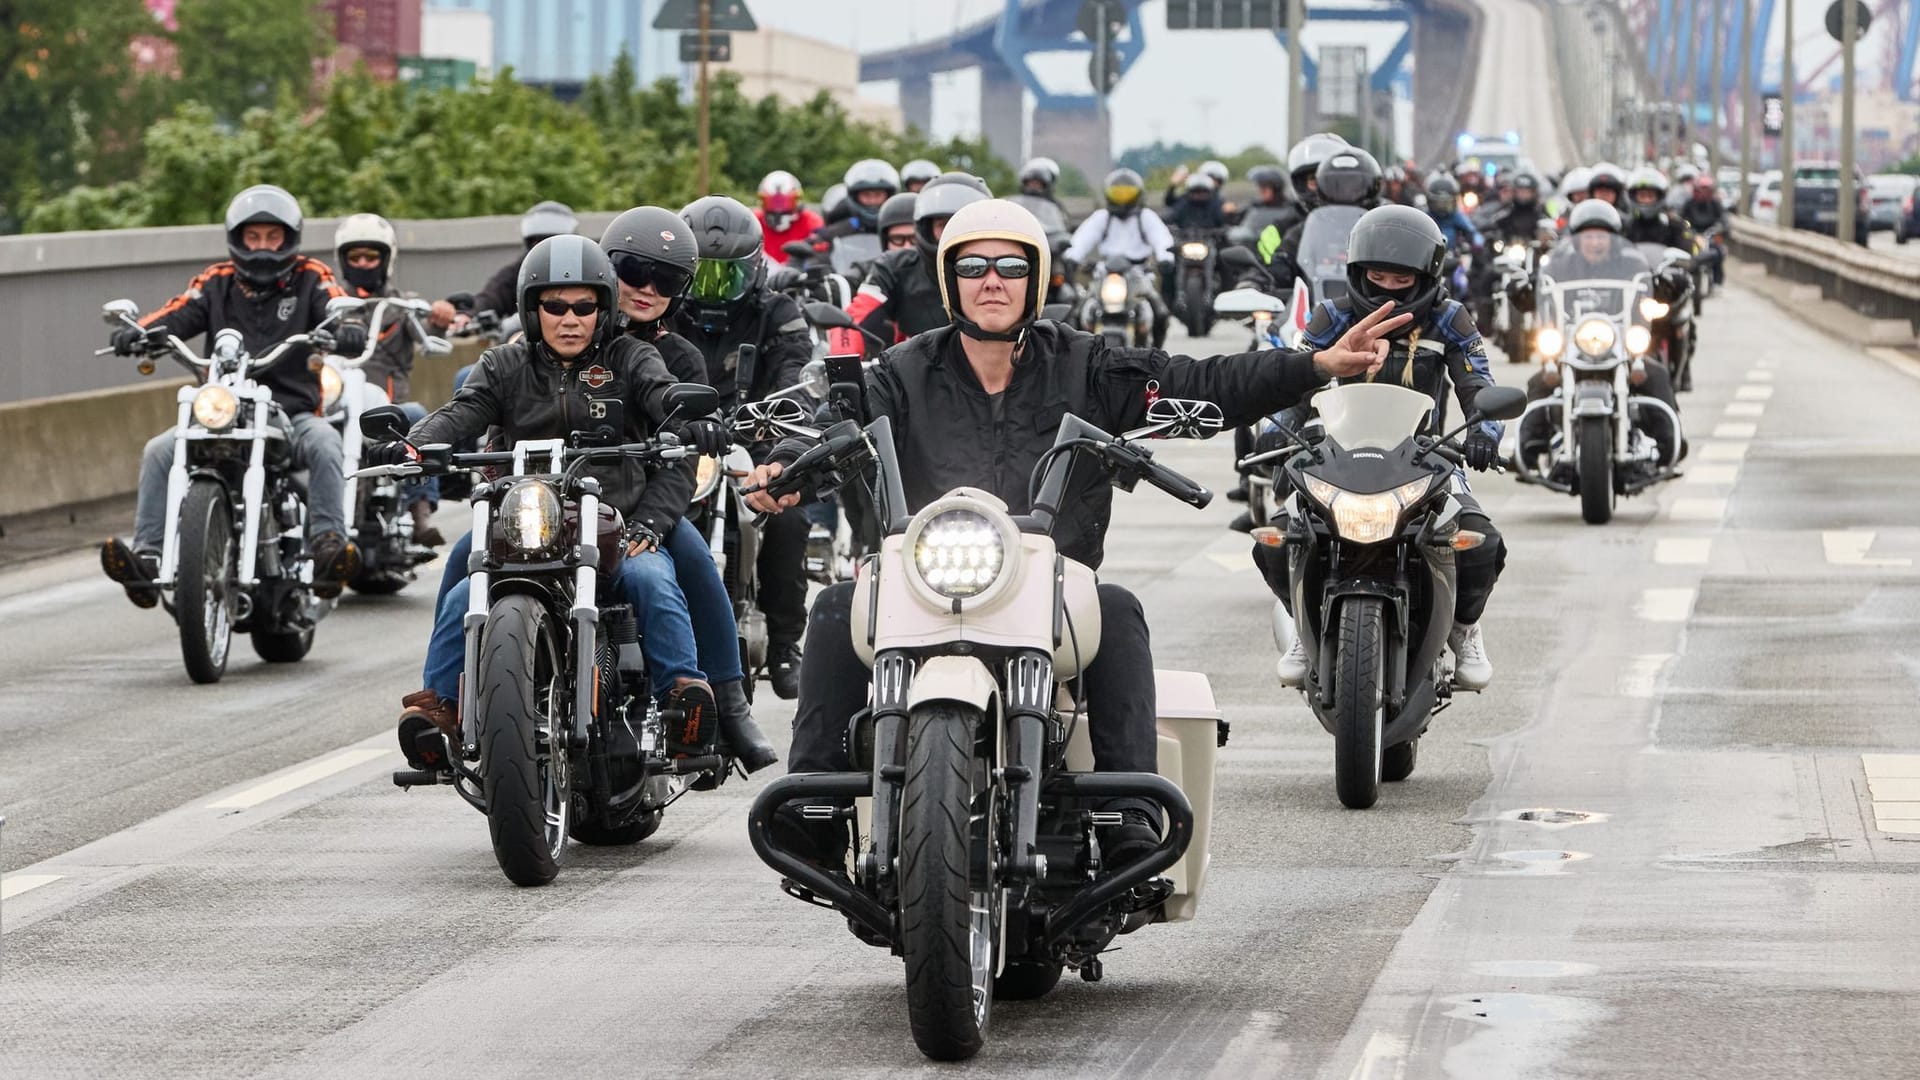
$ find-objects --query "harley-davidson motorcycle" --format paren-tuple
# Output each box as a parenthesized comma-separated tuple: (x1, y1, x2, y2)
(746, 399, 1229, 1060)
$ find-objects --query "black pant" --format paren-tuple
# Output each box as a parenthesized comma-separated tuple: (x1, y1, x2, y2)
(757, 508, 810, 645)
(1520, 362, 1682, 465)
(788, 582, 1160, 776)
(1253, 492, 1506, 625)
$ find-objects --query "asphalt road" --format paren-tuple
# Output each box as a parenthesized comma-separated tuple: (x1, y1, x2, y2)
(1867, 227, 1920, 261)
(4, 291, 1920, 1078)
(1465, 0, 1578, 175)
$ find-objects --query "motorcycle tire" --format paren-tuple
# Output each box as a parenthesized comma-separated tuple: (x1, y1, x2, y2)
(900, 702, 999, 1061)
(1332, 597, 1387, 810)
(993, 958, 1064, 1001)
(251, 627, 313, 663)
(175, 479, 235, 685)
(1577, 415, 1615, 525)
(348, 570, 408, 596)
(475, 594, 571, 886)
(1182, 277, 1210, 338)
(1382, 737, 1418, 783)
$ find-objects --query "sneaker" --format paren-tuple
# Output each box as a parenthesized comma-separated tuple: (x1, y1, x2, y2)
(1276, 635, 1308, 687)
(1100, 808, 1162, 874)
(101, 539, 161, 608)
(1449, 622, 1493, 691)
(310, 531, 359, 599)
(767, 640, 803, 701)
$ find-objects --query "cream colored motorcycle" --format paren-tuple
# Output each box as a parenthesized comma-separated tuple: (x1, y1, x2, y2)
(747, 399, 1228, 1061)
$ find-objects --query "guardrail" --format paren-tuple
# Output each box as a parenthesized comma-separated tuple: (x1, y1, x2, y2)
(1727, 217, 1920, 341)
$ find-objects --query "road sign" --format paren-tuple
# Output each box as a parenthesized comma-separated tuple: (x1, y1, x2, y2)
(653, 0, 757, 32)
(1166, 0, 1291, 31)
(1320, 45, 1366, 117)
(1077, 0, 1125, 40)
(1824, 0, 1870, 42)
(679, 31, 732, 63)
(1762, 94, 1784, 136)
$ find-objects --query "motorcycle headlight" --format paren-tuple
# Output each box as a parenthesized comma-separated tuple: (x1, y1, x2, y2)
(691, 454, 723, 502)
(1100, 273, 1129, 313)
(1301, 474, 1435, 545)
(1180, 241, 1210, 260)
(499, 480, 562, 555)
(190, 385, 239, 431)
(1534, 326, 1564, 360)
(1639, 297, 1670, 320)
(1573, 318, 1616, 357)
(911, 509, 1005, 599)
(319, 364, 344, 413)
(1625, 324, 1653, 356)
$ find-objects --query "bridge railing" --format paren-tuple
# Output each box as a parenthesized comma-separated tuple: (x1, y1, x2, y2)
(1727, 217, 1920, 340)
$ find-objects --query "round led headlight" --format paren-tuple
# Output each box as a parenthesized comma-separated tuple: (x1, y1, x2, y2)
(499, 480, 562, 554)
(912, 509, 1005, 599)
(191, 384, 239, 431)
(1639, 297, 1670, 320)
(1573, 318, 1616, 357)
(1534, 326, 1564, 360)
(1625, 324, 1653, 356)
(691, 454, 723, 502)
(1099, 273, 1129, 313)
(319, 363, 345, 413)
(1180, 241, 1210, 260)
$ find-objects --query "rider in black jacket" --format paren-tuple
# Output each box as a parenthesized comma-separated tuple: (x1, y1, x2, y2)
(1623, 167, 1696, 251)
(1678, 174, 1728, 285)
(744, 199, 1411, 873)
(840, 173, 991, 355)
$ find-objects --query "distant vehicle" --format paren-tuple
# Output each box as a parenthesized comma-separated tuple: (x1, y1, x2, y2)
(1791, 161, 1869, 244)
(1866, 174, 1917, 237)
(1749, 171, 1782, 224)
(1902, 184, 1920, 245)
(1456, 132, 1524, 178)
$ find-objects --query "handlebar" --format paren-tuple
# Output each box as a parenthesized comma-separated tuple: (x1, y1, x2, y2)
(350, 439, 692, 480)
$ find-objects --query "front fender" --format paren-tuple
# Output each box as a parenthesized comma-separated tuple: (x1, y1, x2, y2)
(906, 654, 998, 713)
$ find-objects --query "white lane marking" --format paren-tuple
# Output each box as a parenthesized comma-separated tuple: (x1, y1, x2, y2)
(1712, 421, 1758, 439)
(1681, 463, 1741, 486)
(1734, 384, 1774, 401)
(1822, 531, 1912, 568)
(1863, 754, 1920, 778)
(1867, 777, 1920, 802)
(1701, 441, 1749, 462)
(1668, 498, 1728, 522)
(0, 874, 63, 901)
(1755, 356, 1780, 369)
(207, 748, 390, 810)
(1866, 347, 1920, 384)
(1347, 1032, 1408, 1080)
(1874, 803, 1920, 822)
(1724, 401, 1767, 418)
(1746, 369, 1775, 381)
(1205, 550, 1257, 574)
(0, 579, 119, 621)
(1654, 538, 1712, 564)
(1636, 587, 1696, 623)
(1619, 653, 1674, 698)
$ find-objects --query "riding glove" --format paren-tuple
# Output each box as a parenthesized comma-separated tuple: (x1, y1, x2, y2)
(682, 418, 729, 456)
(363, 441, 417, 467)
(1462, 430, 1500, 472)
(110, 326, 150, 356)
(333, 322, 369, 357)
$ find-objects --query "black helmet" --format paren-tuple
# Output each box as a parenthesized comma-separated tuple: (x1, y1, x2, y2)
(1246, 163, 1291, 206)
(1346, 205, 1447, 334)
(520, 200, 579, 246)
(680, 195, 765, 312)
(877, 191, 918, 236)
(1315, 147, 1382, 207)
(600, 206, 699, 324)
(1567, 199, 1623, 235)
(1286, 132, 1349, 192)
(223, 184, 303, 289)
(1104, 167, 1146, 217)
(913, 172, 992, 262)
(1511, 172, 1542, 203)
(1626, 165, 1669, 223)
(516, 234, 617, 351)
(1425, 173, 1460, 215)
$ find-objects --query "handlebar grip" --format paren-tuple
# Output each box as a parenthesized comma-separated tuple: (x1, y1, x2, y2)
(1145, 459, 1212, 509)
(1430, 443, 1465, 466)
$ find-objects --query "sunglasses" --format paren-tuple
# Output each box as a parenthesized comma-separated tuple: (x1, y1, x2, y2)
(885, 232, 916, 249)
(539, 298, 600, 317)
(951, 254, 1031, 280)
(611, 252, 694, 297)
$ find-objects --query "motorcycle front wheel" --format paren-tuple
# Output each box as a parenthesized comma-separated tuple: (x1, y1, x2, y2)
(174, 479, 235, 684)
(1333, 597, 1387, 810)
(1577, 415, 1616, 525)
(475, 594, 571, 886)
(1181, 274, 1210, 337)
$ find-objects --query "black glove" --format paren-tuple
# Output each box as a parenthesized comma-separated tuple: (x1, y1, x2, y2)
(622, 520, 661, 553)
(363, 441, 416, 467)
(1462, 429, 1500, 472)
(682, 418, 729, 456)
(333, 322, 368, 357)
(111, 326, 150, 356)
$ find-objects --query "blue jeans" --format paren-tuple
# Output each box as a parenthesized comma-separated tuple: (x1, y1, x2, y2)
(422, 530, 704, 703)
(395, 401, 438, 509)
(664, 517, 744, 684)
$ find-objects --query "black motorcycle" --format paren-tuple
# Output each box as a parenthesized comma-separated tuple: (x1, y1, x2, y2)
(1173, 227, 1226, 337)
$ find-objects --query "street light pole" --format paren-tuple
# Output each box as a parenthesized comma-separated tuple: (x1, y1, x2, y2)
(1288, 0, 1306, 146)
(1836, 0, 1858, 244)
(1779, 0, 1795, 227)
(1708, 0, 1724, 175)
(1739, 0, 1755, 213)
(697, 0, 711, 193)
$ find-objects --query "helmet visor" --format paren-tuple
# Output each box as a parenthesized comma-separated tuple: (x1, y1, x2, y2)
(689, 257, 754, 303)
(1105, 183, 1142, 207)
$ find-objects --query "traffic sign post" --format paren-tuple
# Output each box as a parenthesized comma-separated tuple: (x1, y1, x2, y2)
(653, 0, 757, 194)
(1834, 0, 1861, 244)
(679, 31, 732, 64)
(1079, 0, 1125, 100)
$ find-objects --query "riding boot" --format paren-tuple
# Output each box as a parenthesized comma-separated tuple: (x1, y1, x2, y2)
(714, 679, 779, 773)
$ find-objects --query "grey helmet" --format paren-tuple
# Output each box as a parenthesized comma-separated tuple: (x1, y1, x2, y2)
(516, 234, 618, 351)
(1286, 132, 1350, 191)
(913, 172, 993, 261)
(1345, 204, 1447, 334)
(1019, 156, 1061, 193)
(876, 191, 918, 237)
(1567, 199, 1624, 235)
(1199, 159, 1230, 187)
(223, 184, 304, 288)
(844, 158, 902, 200)
(520, 200, 579, 244)
(601, 206, 699, 323)
(900, 158, 941, 191)
(679, 195, 766, 317)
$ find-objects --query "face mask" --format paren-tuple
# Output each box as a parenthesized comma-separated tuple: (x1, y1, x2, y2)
(342, 262, 387, 293)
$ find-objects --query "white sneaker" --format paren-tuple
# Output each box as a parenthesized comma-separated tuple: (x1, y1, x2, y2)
(1449, 622, 1493, 691)
(1276, 636, 1308, 687)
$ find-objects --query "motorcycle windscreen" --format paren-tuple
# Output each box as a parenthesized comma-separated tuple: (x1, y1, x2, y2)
(1295, 205, 1365, 293)
(830, 233, 881, 275)
(1311, 383, 1436, 450)
(1538, 279, 1640, 326)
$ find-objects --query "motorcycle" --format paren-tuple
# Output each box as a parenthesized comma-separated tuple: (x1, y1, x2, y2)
(1513, 264, 1685, 523)
(1693, 226, 1724, 312)
(1490, 238, 1539, 363)
(1241, 382, 1527, 808)
(358, 385, 731, 886)
(773, 242, 854, 310)
(747, 399, 1229, 1061)
(1173, 227, 1226, 338)
(1635, 243, 1697, 392)
(99, 298, 357, 683)
(1076, 258, 1158, 348)
(319, 296, 453, 594)
(1212, 285, 1291, 525)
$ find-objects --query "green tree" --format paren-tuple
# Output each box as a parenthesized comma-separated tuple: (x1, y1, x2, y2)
(170, 0, 331, 124)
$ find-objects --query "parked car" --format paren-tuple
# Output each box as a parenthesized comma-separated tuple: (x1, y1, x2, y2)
(1749, 171, 1782, 224)
(1866, 174, 1917, 237)
(1790, 161, 1870, 244)
(1902, 185, 1920, 245)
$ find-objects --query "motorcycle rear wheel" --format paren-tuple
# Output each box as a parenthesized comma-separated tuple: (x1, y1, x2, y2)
(1332, 597, 1387, 810)
(175, 479, 235, 685)
(1577, 415, 1616, 525)
(475, 594, 571, 886)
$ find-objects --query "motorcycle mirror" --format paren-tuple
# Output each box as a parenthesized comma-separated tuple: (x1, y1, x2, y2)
(1471, 385, 1528, 422)
(663, 382, 720, 419)
(360, 404, 412, 441)
(1141, 397, 1226, 440)
(423, 336, 453, 356)
(767, 267, 802, 292)
(1218, 247, 1259, 272)
(325, 296, 367, 319)
(803, 301, 855, 330)
(800, 359, 830, 400)
(1225, 225, 1256, 247)
(1214, 287, 1284, 316)
(101, 298, 140, 325)
(782, 240, 817, 260)
(1040, 302, 1072, 322)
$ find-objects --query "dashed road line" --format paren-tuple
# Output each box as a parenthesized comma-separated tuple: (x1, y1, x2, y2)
(0, 874, 63, 901)
(1724, 401, 1766, 418)
(1654, 537, 1713, 564)
(1864, 755, 1920, 834)
(1700, 441, 1749, 462)
(1636, 587, 1696, 623)
(1734, 385, 1774, 401)
(207, 748, 390, 811)
(1681, 463, 1741, 486)
(1822, 530, 1912, 568)
(1668, 497, 1728, 522)
(1619, 653, 1675, 698)
(1746, 368, 1775, 381)
(1712, 421, 1758, 440)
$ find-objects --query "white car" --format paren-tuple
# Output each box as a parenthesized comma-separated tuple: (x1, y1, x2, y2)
(1748, 171, 1782, 224)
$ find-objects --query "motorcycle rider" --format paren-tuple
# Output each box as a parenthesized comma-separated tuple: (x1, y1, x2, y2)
(1267, 148, 1384, 293)
(1425, 173, 1485, 255)
(428, 200, 577, 331)
(1008, 156, 1071, 244)
(807, 159, 900, 249)
(600, 205, 780, 776)
(366, 235, 721, 771)
(1552, 165, 1595, 225)
(1256, 131, 1349, 269)
(840, 172, 992, 355)
(1165, 172, 1227, 230)
(756, 170, 826, 265)
(1381, 164, 1417, 207)
(1623, 166, 1696, 250)
(1064, 167, 1176, 347)
(1587, 164, 1628, 208)
(1236, 163, 1294, 239)
(877, 192, 918, 252)
(1679, 173, 1728, 285)
(742, 198, 1413, 873)
(1262, 205, 1506, 691)
(102, 184, 365, 605)
(674, 196, 815, 699)
(899, 158, 941, 195)
(1486, 172, 1547, 245)
(332, 212, 441, 548)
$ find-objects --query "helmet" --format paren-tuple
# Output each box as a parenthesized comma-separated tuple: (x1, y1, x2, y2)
(1183, 173, 1218, 196)
(1286, 132, 1349, 192)
(1104, 167, 1146, 217)
(1247, 163, 1291, 205)
(844, 158, 902, 200)
(520, 200, 579, 243)
(1019, 156, 1060, 192)
(516, 234, 617, 351)
(223, 184, 303, 288)
(1626, 165, 1669, 221)
(1559, 166, 1594, 200)
(1673, 163, 1700, 186)
(913, 172, 992, 262)
(934, 199, 1051, 344)
(1588, 163, 1627, 203)
(876, 191, 918, 237)
(333, 212, 397, 294)
(900, 159, 941, 191)
(1345, 204, 1447, 334)
(1567, 199, 1623, 235)
(819, 182, 851, 223)
(758, 170, 804, 231)
(1199, 159, 1230, 187)
(1510, 171, 1541, 204)
(1315, 147, 1382, 207)
(600, 206, 699, 323)
(1692, 171, 1717, 195)
(1425, 173, 1461, 215)
(679, 195, 766, 309)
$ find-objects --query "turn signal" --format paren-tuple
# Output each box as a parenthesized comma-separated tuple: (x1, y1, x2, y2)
(1250, 525, 1285, 547)
(1450, 530, 1487, 551)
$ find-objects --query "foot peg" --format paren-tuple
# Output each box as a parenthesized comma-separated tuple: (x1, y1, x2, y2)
(392, 768, 449, 788)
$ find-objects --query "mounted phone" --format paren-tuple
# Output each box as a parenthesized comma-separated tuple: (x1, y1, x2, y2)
(569, 396, 625, 447)
(825, 353, 869, 425)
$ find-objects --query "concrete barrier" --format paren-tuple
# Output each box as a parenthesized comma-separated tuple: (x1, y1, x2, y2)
(0, 378, 189, 518)
(1728, 217, 1920, 341)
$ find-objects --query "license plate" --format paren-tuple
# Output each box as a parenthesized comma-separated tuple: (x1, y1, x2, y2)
(1816, 210, 1837, 223)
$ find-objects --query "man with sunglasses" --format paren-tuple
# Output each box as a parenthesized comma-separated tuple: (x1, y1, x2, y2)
(745, 199, 1412, 876)
(675, 195, 816, 700)
(836, 173, 991, 357)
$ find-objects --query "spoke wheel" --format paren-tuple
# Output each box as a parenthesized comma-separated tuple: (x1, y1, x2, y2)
(476, 595, 570, 886)
(175, 479, 234, 684)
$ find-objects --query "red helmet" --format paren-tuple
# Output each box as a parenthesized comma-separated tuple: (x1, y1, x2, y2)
(758, 170, 803, 225)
